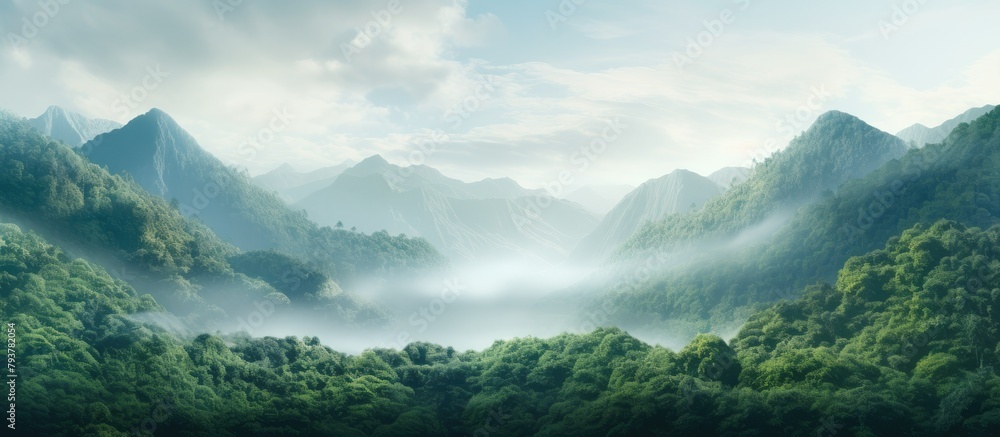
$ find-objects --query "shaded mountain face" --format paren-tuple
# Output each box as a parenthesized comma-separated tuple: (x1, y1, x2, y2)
(86, 108, 210, 198)
(590, 107, 1000, 340)
(81, 110, 446, 287)
(27, 105, 121, 147)
(896, 104, 996, 147)
(707, 166, 750, 190)
(83, 108, 321, 252)
(253, 160, 356, 203)
(562, 184, 635, 216)
(570, 170, 724, 264)
(295, 155, 598, 263)
(616, 110, 910, 256)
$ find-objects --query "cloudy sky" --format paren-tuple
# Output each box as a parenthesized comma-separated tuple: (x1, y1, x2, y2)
(1, 0, 998, 189)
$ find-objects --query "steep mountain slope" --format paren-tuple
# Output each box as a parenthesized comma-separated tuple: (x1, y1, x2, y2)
(253, 160, 355, 203)
(707, 166, 750, 190)
(0, 109, 288, 324)
(295, 155, 598, 263)
(896, 104, 996, 147)
(617, 110, 909, 256)
(83, 109, 445, 284)
(27, 105, 121, 147)
(570, 170, 724, 263)
(563, 184, 635, 216)
(592, 106, 1000, 339)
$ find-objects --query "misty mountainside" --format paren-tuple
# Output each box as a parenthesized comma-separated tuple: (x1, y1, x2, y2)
(570, 169, 725, 264)
(590, 105, 1000, 339)
(616, 110, 909, 258)
(707, 166, 750, 190)
(0, 109, 388, 328)
(83, 109, 445, 285)
(295, 155, 599, 263)
(562, 184, 636, 216)
(10, 213, 1000, 435)
(27, 105, 121, 148)
(253, 160, 355, 203)
(896, 104, 996, 147)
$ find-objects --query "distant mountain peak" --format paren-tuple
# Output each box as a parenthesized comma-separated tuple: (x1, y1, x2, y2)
(897, 104, 997, 147)
(139, 107, 177, 124)
(85, 109, 214, 197)
(273, 163, 297, 173)
(27, 105, 122, 148)
(707, 167, 751, 190)
(360, 154, 389, 165)
(667, 168, 699, 178)
(43, 105, 67, 115)
(348, 154, 396, 177)
(814, 110, 861, 125)
(570, 169, 724, 263)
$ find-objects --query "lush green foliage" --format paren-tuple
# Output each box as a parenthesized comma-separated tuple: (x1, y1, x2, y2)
(83, 110, 446, 287)
(7, 219, 1000, 435)
(0, 111, 234, 279)
(617, 110, 907, 254)
(0, 111, 442, 327)
(594, 107, 1000, 335)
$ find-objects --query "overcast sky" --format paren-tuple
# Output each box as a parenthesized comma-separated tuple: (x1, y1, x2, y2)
(1, 0, 998, 189)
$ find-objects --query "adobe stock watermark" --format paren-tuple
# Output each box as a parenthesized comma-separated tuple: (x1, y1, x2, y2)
(473, 407, 512, 436)
(878, 0, 931, 40)
(839, 139, 950, 243)
(341, 0, 405, 63)
(179, 107, 293, 219)
(387, 277, 465, 350)
(672, 0, 751, 70)
(578, 244, 684, 335)
(6, 322, 15, 431)
(234, 300, 277, 335)
(112, 64, 171, 120)
(816, 416, 844, 437)
(397, 73, 499, 180)
(443, 74, 499, 130)
(546, 0, 588, 31)
(5, 0, 74, 52)
(893, 264, 998, 367)
(212, 0, 245, 21)
(514, 117, 626, 231)
(746, 85, 832, 167)
(235, 108, 295, 162)
(395, 129, 450, 180)
(129, 399, 174, 436)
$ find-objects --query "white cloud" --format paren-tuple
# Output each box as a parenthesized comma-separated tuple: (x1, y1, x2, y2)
(0, 0, 997, 189)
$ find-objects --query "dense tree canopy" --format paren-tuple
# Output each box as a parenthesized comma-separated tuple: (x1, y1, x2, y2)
(5, 219, 1000, 435)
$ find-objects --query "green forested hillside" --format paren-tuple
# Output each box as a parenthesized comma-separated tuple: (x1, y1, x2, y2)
(0, 110, 437, 326)
(5, 219, 1000, 435)
(593, 107, 1000, 334)
(83, 109, 446, 286)
(617, 110, 908, 255)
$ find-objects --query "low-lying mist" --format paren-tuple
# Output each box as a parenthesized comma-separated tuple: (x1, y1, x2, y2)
(205, 207, 798, 355)
(227, 257, 602, 355)
(12, 200, 806, 356)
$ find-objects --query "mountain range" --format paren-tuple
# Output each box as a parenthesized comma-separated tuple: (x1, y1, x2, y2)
(80, 109, 444, 294)
(616, 110, 910, 256)
(294, 155, 599, 263)
(589, 105, 1000, 341)
(6, 102, 1000, 435)
(27, 105, 121, 147)
(253, 161, 356, 204)
(570, 169, 726, 263)
(895, 104, 996, 147)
